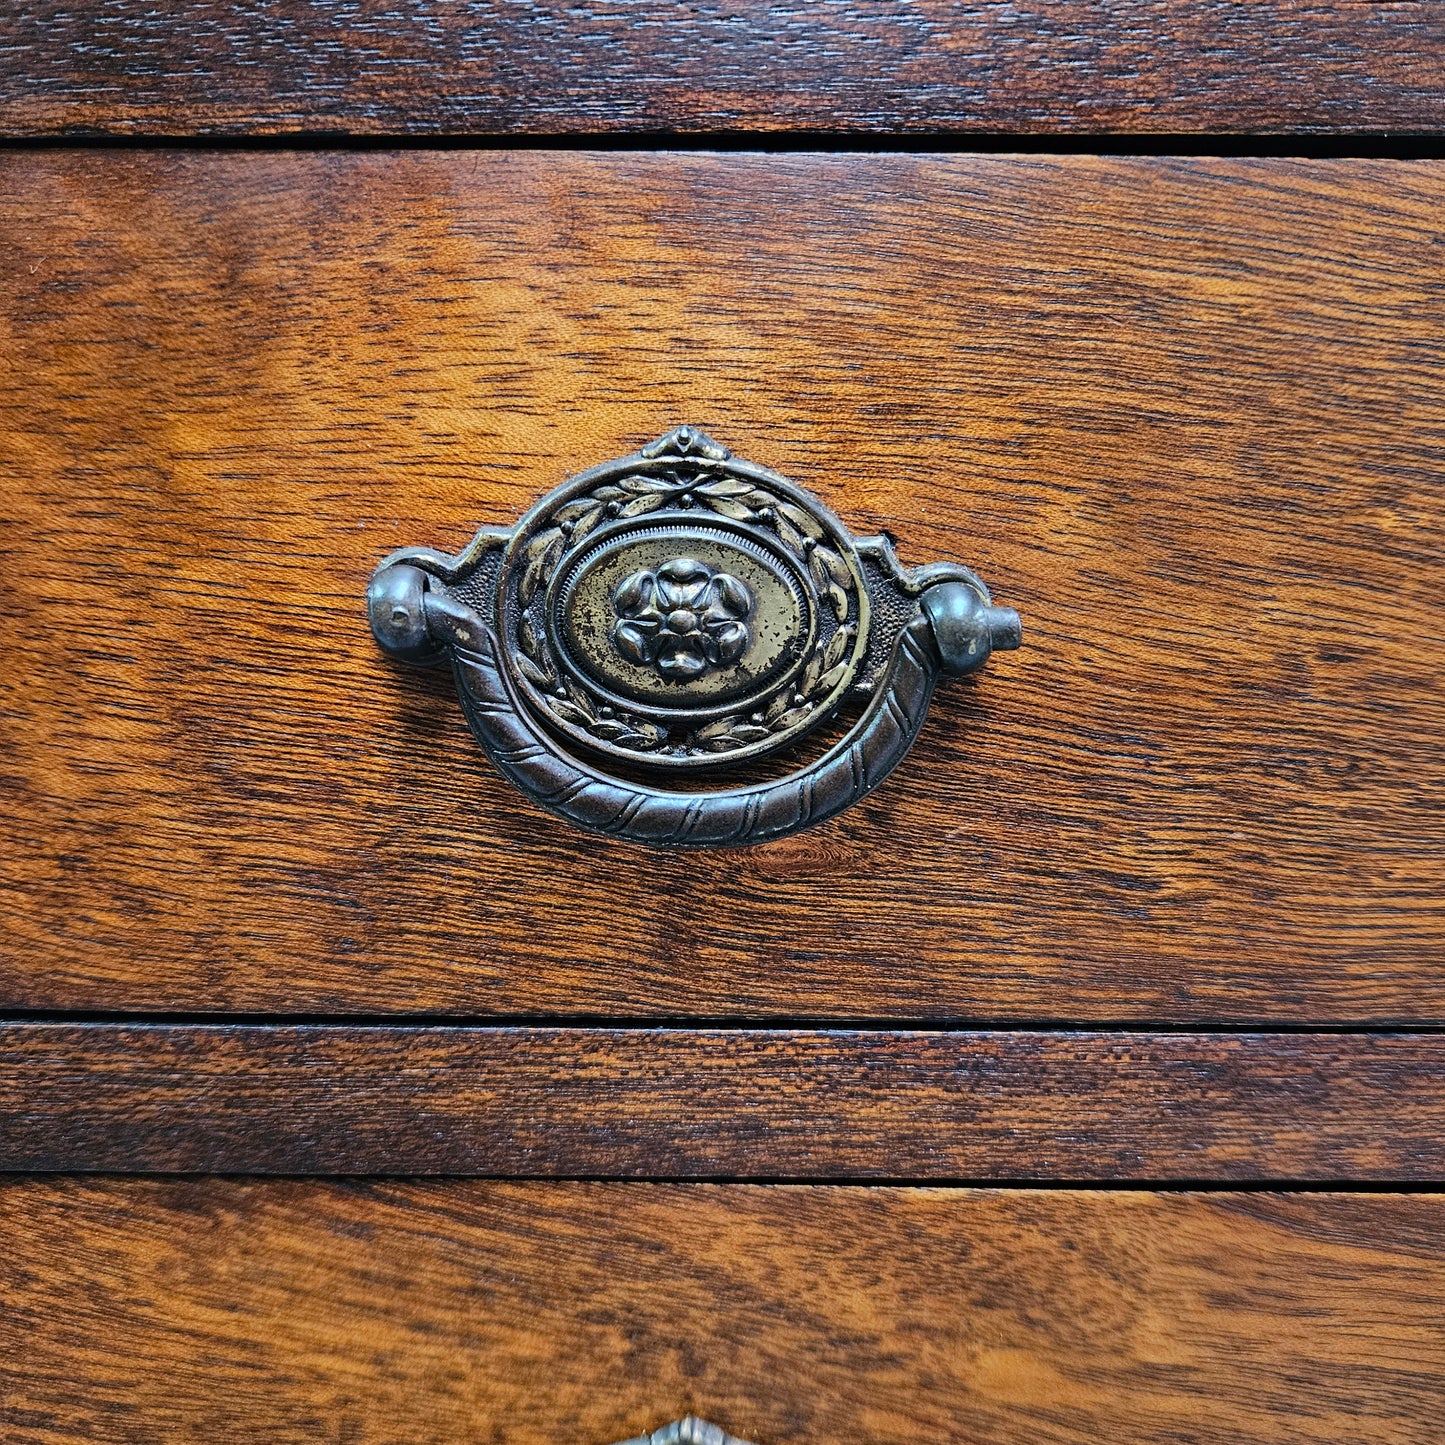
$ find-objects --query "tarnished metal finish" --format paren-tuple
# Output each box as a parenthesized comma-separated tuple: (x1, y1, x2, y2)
(368, 427, 1021, 847)
(611, 1418, 758, 1445)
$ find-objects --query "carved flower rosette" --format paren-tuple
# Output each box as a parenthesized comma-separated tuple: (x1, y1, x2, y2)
(499, 427, 870, 770)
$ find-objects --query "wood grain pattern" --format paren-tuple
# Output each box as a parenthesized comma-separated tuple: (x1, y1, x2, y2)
(2, 1, 1443, 136)
(4, 1025, 1444, 1178)
(3, 152, 1444, 1022)
(4, 1179, 1445, 1443)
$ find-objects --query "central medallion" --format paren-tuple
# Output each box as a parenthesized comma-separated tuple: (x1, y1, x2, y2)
(611, 557, 753, 681)
(549, 521, 813, 717)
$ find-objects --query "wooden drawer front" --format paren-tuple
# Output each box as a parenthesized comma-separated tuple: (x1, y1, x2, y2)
(3, 151, 1442, 1023)
(6, 1180, 1443, 1445)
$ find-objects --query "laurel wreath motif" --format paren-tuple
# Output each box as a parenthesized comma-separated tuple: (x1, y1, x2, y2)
(511, 471, 860, 755)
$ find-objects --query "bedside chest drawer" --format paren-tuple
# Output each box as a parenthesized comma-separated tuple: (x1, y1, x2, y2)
(7, 1180, 1444, 1445)
(3, 150, 1441, 1024)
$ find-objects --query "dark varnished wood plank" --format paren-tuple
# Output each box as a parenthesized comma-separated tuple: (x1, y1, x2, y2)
(2, 1025, 1442, 1178)
(4, 1179, 1444, 1443)
(2, 153, 1443, 1022)
(1, 2, 1442, 136)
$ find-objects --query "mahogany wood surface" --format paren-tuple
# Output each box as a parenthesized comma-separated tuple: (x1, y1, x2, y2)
(3, 152, 1443, 1023)
(4, 1025, 1444, 1179)
(1, 2, 1443, 137)
(5, 1179, 1445, 1443)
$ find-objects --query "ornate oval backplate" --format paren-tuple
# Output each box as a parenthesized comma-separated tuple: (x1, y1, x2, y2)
(368, 427, 1021, 848)
(502, 426, 869, 769)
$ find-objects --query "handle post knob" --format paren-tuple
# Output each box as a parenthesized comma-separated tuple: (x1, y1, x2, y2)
(921, 581, 1022, 675)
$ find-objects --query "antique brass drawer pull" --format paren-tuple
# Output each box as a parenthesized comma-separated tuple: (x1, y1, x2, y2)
(614, 1419, 755, 1445)
(368, 427, 1020, 847)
